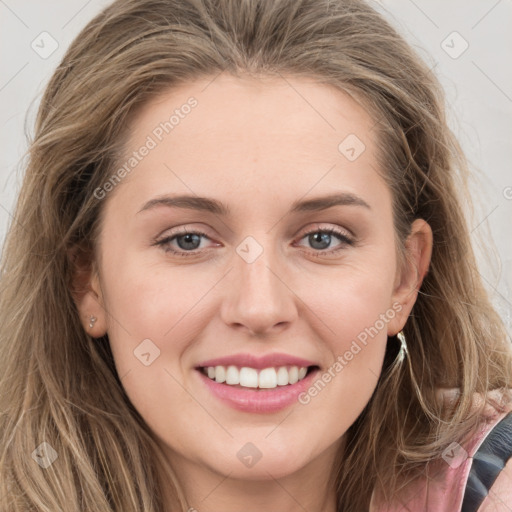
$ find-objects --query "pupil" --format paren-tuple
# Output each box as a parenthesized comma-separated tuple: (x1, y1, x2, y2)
(178, 233, 200, 250)
(309, 232, 330, 250)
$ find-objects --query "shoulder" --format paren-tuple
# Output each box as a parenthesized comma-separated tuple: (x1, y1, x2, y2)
(370, 388, 512, 512)
(476, 456, 512, 511)
(463, 395, 512, 512)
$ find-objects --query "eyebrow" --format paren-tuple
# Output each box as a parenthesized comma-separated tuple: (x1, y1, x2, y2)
(137, 192, 371, 216)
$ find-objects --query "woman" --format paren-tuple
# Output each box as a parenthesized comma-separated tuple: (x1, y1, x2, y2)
(1, 0, 511, 510)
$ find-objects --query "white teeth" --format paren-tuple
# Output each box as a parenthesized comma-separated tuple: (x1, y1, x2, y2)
(214, 365, 226, 383)
(202, 365, 311, 389)
(258, 368, 277, 388)
(225, 365, 240, 385)
(288, 366, 299, 384)
(276, 367, 289, 386)
(239, 367, 258, 388)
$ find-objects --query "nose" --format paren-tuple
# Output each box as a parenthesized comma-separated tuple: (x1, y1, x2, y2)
(220, 240, 298, 337)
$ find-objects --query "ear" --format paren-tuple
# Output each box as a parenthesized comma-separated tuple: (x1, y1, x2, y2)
(68, 245, 107, 338)
(387, 218, 433, 336)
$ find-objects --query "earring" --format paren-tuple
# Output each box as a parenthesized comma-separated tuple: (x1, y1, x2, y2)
(89, 315, 97, 329)
(396, 330, 408, 365)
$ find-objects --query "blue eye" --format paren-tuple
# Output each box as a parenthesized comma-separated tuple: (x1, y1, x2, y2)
(154, 226, 354, 258)
(296, 227, 354, 256)
(154, 229, 211, 257)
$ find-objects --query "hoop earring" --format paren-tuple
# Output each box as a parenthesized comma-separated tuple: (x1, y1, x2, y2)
(396, 330, 408, 365)
(89, 315, 97, 329)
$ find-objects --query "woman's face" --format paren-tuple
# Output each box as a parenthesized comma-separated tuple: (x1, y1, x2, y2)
(78, 73, 430, 490)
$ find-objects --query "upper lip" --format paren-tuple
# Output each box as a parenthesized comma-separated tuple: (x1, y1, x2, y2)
(196, 353, 319, 370)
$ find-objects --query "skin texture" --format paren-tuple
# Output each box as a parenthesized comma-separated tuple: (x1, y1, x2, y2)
(73, 73, 433, 512)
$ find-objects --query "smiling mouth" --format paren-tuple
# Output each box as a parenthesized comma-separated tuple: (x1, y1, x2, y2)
(197, 364, 320, 390)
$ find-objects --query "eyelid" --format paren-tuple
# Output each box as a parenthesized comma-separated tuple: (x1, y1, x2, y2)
(299, 222, 354, 239)
(152, 224, 216, 246)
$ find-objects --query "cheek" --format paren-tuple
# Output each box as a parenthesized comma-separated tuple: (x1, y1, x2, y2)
(99, 256, 224, 422)
(305, 261, 397, 349)
(102, 257, 214, 342)
(291, 268, 396, 437)
(294, 250, 398, 404)
(98, 259, 208, 434)
(314, 277, 392, 386)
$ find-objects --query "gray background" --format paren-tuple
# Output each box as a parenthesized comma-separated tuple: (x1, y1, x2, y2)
(1, 0, 511, 330)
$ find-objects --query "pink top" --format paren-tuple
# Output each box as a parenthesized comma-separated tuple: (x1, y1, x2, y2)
(369, 388, 512, 511)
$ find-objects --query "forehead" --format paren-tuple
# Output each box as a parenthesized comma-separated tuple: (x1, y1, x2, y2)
(103, 73, 388, 219)
(126, 72, 376, 156)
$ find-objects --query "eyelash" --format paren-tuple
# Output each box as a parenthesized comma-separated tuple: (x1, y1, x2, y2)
(153, 226, 355, 258)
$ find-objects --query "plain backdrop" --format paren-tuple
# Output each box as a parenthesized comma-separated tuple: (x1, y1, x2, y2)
(0, 0, 511, 331)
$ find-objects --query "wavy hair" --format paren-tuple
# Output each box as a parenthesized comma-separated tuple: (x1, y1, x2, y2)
(1, 0, 511, 510)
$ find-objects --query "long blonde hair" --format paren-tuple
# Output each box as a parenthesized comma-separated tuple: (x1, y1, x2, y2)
(1, 0, 511, 510)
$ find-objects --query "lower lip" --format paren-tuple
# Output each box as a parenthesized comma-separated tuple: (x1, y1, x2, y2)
(196, 367, 320, 413)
